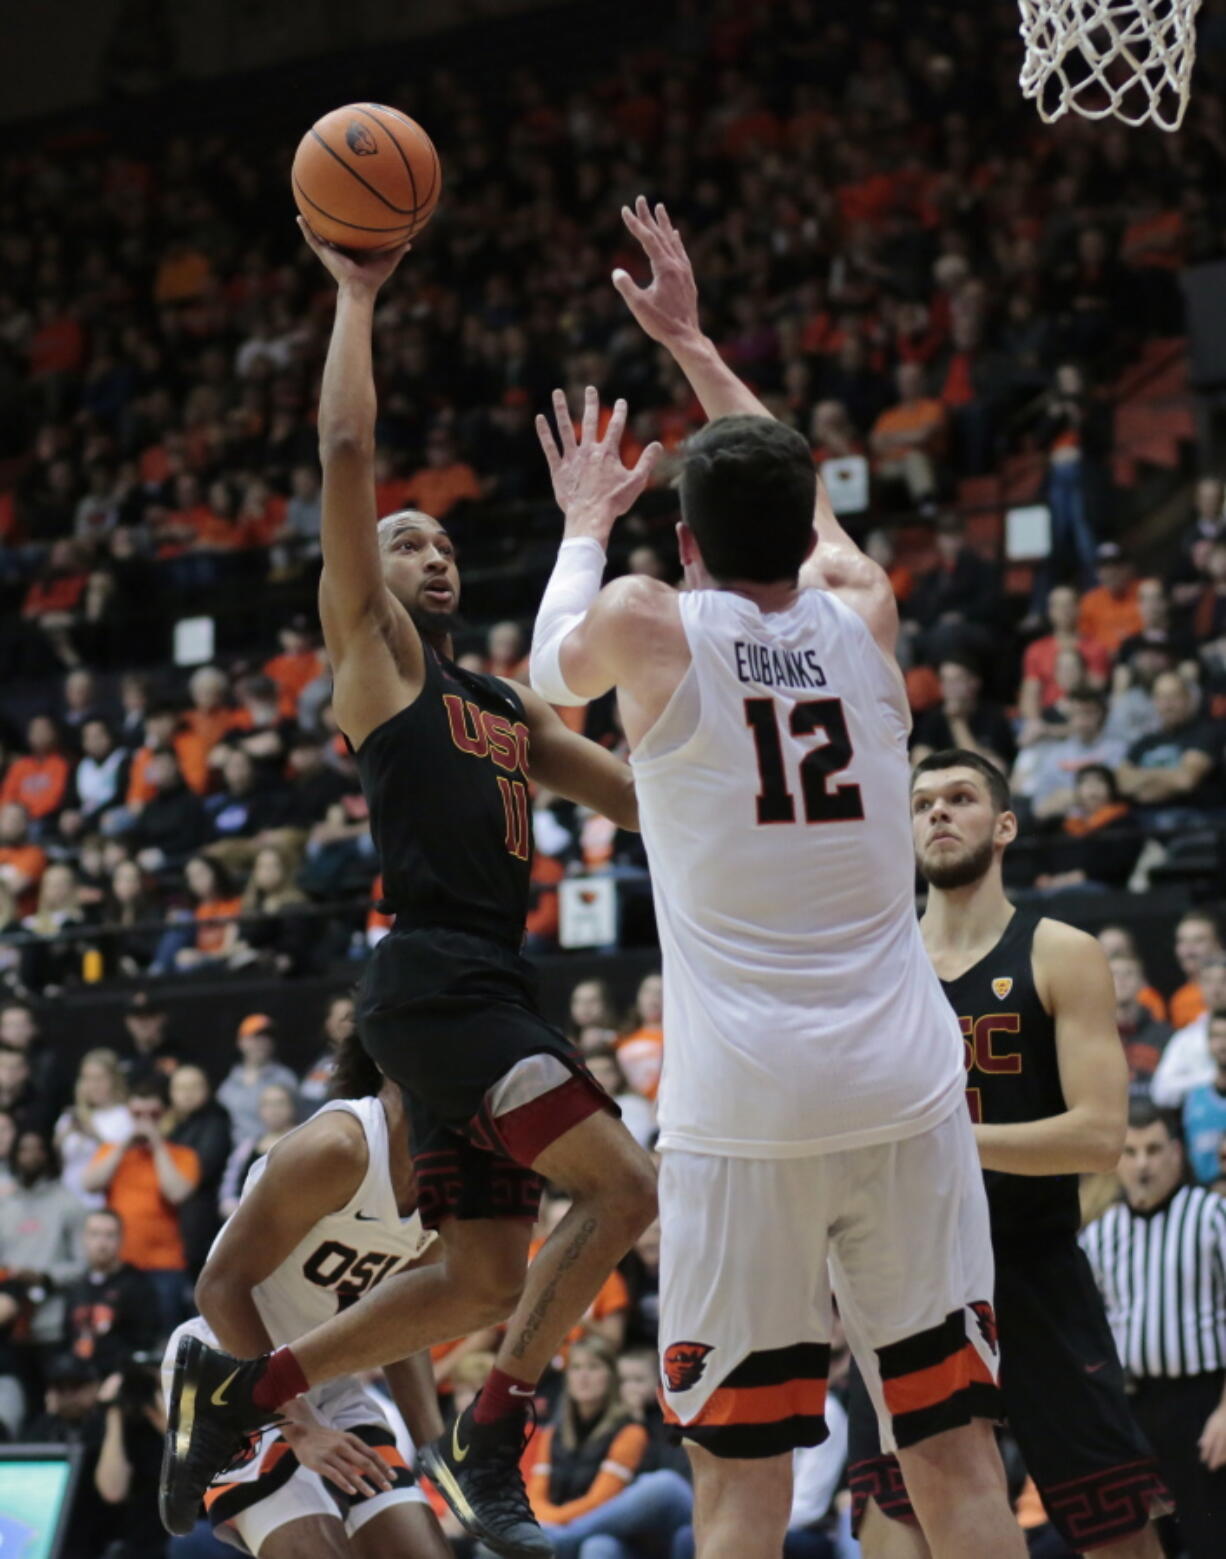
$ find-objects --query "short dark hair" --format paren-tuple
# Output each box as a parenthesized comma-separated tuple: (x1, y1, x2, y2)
(329, 1027, 383, 1100)
(1075, 762, 1119, 799)
(1127, 1098, 1181, 1138)
(1068, 688, 1107, 712)
(911, 749, 1012, 814)
(680, 416, 816, 584)
(128, 1077, 168, 1106)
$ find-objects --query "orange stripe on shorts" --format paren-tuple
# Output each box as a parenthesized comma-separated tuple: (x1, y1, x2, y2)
(883, 1342, 994, 1418)
(673, 1377, 828, 1428)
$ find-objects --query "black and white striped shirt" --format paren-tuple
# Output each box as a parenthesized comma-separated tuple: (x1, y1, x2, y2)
(1080, 1185, 1226, 1378)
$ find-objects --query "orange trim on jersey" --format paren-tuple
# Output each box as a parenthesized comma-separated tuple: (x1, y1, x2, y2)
(882, 1342, 994, 1418)
(662, 1376, 827, 1427)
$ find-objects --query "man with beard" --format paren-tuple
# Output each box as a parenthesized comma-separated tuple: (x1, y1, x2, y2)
(849, 749, 1168, 1559)
(161, 225, 657, 1559)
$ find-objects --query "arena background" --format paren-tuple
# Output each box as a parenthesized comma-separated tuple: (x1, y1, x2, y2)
(4, 0, 1226, 1553)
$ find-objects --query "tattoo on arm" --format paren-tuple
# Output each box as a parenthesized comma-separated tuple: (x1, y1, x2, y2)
(508, 1215, 599, 1363)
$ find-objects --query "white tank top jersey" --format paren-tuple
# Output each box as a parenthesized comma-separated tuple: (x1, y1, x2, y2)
(210, 1096, 435, 1345)
(631, 587, 965, 1158)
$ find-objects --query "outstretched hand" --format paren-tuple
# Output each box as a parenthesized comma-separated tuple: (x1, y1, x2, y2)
(536, 386, 662, 545)
(297, 216, 410, 294)
(613, 196, 702, 349)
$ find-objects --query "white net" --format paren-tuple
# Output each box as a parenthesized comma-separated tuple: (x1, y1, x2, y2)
(1018, 0, 1203, 131)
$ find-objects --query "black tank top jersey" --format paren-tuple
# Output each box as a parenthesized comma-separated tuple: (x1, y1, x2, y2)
(940, 912, 1080, 1242)
(353, 647, 533, 948)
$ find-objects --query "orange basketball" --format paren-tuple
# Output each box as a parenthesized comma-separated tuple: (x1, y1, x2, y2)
(292, 103, 441, 251)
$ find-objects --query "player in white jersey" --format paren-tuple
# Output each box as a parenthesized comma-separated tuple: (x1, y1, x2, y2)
(527, 199, 1026, 1559)
(162, 1035, 449, 1559)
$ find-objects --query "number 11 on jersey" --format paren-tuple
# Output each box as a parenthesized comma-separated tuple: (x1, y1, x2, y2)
(744, 696, 866, 825)
(498, 776, 531, 859)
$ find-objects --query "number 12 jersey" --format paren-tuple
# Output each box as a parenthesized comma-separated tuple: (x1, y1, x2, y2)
(631, 587, 964, 1158)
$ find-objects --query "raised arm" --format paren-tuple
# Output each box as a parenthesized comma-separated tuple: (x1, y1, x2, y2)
(615, 197, 896, 654)
(298, 220, 422, 744)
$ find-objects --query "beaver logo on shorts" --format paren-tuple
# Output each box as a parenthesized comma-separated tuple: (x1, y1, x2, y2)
(346, 122, 378, 155)
(970, 1300, 999, 1355)
(663, 1341, 714, 1392)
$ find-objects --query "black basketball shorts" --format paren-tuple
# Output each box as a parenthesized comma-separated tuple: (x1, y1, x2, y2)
(357, 926, 617, 1228)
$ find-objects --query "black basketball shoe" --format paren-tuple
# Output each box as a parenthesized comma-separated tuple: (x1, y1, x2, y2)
(159, 1333, 275, 1535)
(420, 1396, 553, 1558)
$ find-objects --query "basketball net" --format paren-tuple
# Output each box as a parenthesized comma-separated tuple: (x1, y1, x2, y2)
(1018, 0, 1203, 131)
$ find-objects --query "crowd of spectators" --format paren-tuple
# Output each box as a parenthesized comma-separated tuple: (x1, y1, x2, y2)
(0, 2, 1224, 979)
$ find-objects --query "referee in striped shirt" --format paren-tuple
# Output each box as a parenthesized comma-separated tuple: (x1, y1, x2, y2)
(1081, 1100, 1226, 1557)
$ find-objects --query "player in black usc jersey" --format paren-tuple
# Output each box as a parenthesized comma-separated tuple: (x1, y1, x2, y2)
(850, 750, 1168, 1559)
(162, 225, 659, 1559)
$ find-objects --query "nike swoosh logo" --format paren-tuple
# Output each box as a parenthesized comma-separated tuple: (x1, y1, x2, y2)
(508, 1384, 536, 1397)
(1085, 1362, 1107, 1374)
(452, 1416, 470, 1464)
(354, 1211, 379, 1221)
(212, 1368, 239, 1407)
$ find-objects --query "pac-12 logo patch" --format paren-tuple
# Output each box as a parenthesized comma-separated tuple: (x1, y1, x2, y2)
(991, 977, 1013, 1001)
(970, 1300, 999, 1354)
(663, 1341, 714, 1392)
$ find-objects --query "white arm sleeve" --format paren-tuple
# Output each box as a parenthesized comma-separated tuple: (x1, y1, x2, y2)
(529, 537, 607, 707)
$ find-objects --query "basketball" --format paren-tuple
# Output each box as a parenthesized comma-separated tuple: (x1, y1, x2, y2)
(291, 103, 441, 251)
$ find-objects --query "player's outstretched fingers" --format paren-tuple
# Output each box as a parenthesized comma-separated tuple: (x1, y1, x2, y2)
(536, 413, 562, 477)
(633, 441, 664, 486)
(602, 397, 629, 452)
(622, 200, 664, 258)
(551, 388, 577, 454)
(581, 384, 600, 445)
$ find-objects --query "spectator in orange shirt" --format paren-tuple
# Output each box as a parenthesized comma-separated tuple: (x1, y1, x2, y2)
(402, 431, 482, 520)
(176, 855, 242, 970)
(182, 666, 238, 753)
(1096, 925, 1168, 1023)
(154, 241, 213, 305)
(616, 972, 664, 1102)
(21, 539, 91, 669)
(0, 803, 47, 914)
(80, 1078, 200, 1333)
(1, 716, 70, 826)
(1169, 911, 1222, 1033)
(126, 704, 209, 804)
(263, 617, 326, 710)
(869, 361, 946, 507)
(373, 449, 414, 517)
(1078, 543, 1144, 655)
(526, 1338, 651, 1540)
(1018, 586, 1112, 725)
